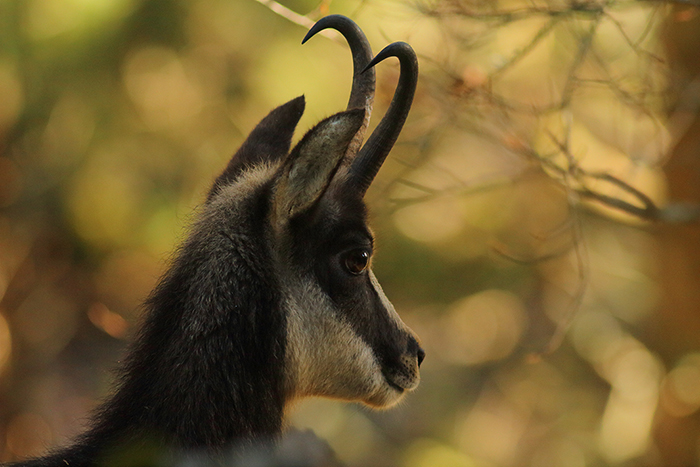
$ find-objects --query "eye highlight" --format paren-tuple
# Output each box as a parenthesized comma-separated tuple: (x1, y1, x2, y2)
(341, 248, 371, 275)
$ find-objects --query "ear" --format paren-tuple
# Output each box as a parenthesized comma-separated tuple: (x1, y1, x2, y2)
(273, 108, 365, 225)
(208, 96, 306, 200)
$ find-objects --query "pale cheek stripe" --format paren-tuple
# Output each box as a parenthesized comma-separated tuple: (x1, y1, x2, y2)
(368, 270, 406, 328)
(282, 280, 406, 407)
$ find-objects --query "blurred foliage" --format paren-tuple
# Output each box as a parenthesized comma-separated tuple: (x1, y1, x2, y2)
(1, 0, 700, 466)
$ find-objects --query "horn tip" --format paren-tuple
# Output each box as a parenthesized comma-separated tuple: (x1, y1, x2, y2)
(301, 29, 315, 45)
(302, 14, 346, 44)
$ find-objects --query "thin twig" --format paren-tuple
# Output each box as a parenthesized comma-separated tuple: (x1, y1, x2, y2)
(252, 0, 345, 44)
(491, 17, 562, 79)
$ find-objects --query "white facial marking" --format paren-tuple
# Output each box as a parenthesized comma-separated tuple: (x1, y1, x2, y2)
(369, 270, 421, 392)
(368, 270, 408, 332)
(283, 277, 407, 409)
(280, 264, 423, 410)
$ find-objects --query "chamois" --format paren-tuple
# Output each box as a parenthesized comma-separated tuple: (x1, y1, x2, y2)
(7, 15, 423, 466)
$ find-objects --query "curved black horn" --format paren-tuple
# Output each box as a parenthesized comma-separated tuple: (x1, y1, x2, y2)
(348, 41, 418, 195)
(303, 15, 375, 158)
(303, 15, 375, 113)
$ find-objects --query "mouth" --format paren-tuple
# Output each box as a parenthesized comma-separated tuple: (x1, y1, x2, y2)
(385, 377, 406, 393)
(382, 367, 418, 393)
(363, 368, 418, 409)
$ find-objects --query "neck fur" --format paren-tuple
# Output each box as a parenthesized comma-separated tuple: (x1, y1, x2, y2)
(73, 197, 287, 461)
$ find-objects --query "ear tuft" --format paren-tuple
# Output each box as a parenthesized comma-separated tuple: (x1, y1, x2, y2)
(208, 96, 306, 200)
(273, 108, 365, 224)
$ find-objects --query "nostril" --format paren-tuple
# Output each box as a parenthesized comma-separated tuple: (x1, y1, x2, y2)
(417, 347, 426, 367)
(407, 336, 425, 367)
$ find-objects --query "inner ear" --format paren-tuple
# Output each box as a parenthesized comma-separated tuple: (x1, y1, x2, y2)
(272, 108, 365, 226)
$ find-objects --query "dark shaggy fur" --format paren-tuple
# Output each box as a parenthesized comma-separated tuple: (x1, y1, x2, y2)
(7, 98, 306, 467)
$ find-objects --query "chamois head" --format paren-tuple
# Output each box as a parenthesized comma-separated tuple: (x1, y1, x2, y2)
(105, 17, 420, 450)
(4, 16, 423, 466)
(206, 16, 423, 409)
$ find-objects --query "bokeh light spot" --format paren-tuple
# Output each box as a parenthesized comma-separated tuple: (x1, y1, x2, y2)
(663, 353, 700, 417)
(403, 438, 475, 467)
(393, 197, 466, 244)
(87, 303, 128, 339)
(15, 288, 78, 361)
(67, 155, 143, 248)
(123, 47, 204, 131)
(0, 311, 11, 375)
(440, 289, 526, 365)
(0, 63, 24, 132)
(5, 413, 53, 460)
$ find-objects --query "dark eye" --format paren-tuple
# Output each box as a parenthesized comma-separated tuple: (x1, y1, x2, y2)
(341, 249, 371, 275)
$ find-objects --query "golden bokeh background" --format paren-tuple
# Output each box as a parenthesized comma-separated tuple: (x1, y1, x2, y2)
(1, 0, 700, 465)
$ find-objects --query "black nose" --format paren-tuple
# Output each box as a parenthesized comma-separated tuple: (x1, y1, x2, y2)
(408, 337, 425, 367)
(417, 346, 426, 367)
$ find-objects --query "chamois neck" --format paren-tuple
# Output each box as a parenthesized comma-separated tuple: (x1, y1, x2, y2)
(79, 201, 288, 460)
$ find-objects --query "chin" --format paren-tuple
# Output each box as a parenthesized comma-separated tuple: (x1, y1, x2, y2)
(361, 381, 408, 409)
